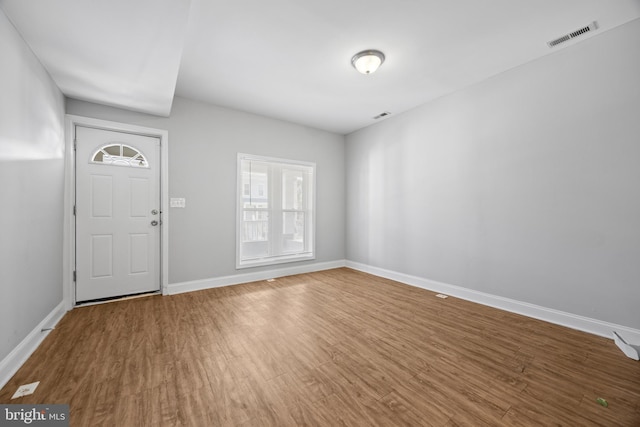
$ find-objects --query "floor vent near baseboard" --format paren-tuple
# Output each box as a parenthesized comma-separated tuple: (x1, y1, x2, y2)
(548, 21, 598, 47)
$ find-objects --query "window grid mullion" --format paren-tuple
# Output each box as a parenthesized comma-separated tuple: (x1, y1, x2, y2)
(271, 164, 282, 257)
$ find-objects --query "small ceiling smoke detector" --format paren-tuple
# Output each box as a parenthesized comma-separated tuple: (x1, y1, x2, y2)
(351, 50, 385, 74)
(548, 21, 599, 47)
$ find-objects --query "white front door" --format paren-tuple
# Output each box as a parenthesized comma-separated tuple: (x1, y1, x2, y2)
(75, 126, 161, 302)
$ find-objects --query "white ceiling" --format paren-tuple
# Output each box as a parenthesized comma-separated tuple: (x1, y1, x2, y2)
(0, 0, 191, 116)
(2, 1, 639, 134)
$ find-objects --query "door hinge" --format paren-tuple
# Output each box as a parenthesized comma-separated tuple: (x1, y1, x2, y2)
(73, 205, 76, 216)
(73, 271, 77, 282)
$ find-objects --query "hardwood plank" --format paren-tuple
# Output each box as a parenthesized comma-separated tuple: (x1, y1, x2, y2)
(1, 268, 638, 426)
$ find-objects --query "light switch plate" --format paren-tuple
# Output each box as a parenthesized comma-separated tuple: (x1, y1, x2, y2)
(12, 381, 40, 399)
(170, 198, 186, 208)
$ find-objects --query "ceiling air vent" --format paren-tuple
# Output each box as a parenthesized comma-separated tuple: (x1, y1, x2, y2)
(373, 111, 391, 119)
(548, 21, 598, 48)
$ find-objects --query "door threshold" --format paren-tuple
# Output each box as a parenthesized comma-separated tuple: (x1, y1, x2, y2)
(75, 290, 160, 307)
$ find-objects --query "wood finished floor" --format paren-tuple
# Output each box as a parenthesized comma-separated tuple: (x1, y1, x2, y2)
(1, 268, 639, 426)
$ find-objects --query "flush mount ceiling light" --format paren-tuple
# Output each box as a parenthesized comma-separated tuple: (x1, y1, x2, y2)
(351, 50, 385, 74)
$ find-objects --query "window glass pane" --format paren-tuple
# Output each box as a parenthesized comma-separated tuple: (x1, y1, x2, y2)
(282, 212, 305, 253)
(282, 168, 305, 210)
(241, 211, 269, 259)
(93, 151, 104, 162)
(242, 211, 269, 241)
(104, 145, 120, 156)
(134, 156, 147, 167)
(241, 160, 269, 208)
(241, 240, 269, 260)
(122, 146, 138, 158)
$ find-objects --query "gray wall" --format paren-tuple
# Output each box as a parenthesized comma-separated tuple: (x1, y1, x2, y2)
(346, 19, 640, 329)
(0, 10, 65, 361)
(66, 97, 346, 284)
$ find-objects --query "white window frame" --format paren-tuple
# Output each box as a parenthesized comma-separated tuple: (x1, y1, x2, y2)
(236, 153, 316, 269)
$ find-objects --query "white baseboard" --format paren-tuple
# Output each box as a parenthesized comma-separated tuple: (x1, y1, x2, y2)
(0, 301, 67, 390)
(165, 260, 347, 295)
(346, 261, 640, 344)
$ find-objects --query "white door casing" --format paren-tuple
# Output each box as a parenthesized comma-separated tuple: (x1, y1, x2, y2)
(75, 126, 161, 302)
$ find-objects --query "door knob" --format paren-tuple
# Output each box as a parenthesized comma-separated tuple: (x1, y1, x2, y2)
(151, 220, 159, 226)
(151, 209, 159, 215)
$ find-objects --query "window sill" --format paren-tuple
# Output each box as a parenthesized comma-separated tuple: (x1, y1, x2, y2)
(236, 253, 315, 269)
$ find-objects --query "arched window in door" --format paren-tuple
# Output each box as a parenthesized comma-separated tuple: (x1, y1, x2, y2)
(91, 144, 149, 168)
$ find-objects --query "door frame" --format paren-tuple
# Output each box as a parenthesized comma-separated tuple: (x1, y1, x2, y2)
(63, 115, 169, 309)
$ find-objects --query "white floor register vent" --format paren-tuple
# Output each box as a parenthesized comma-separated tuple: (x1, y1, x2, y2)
(11, 381, 40, 399)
